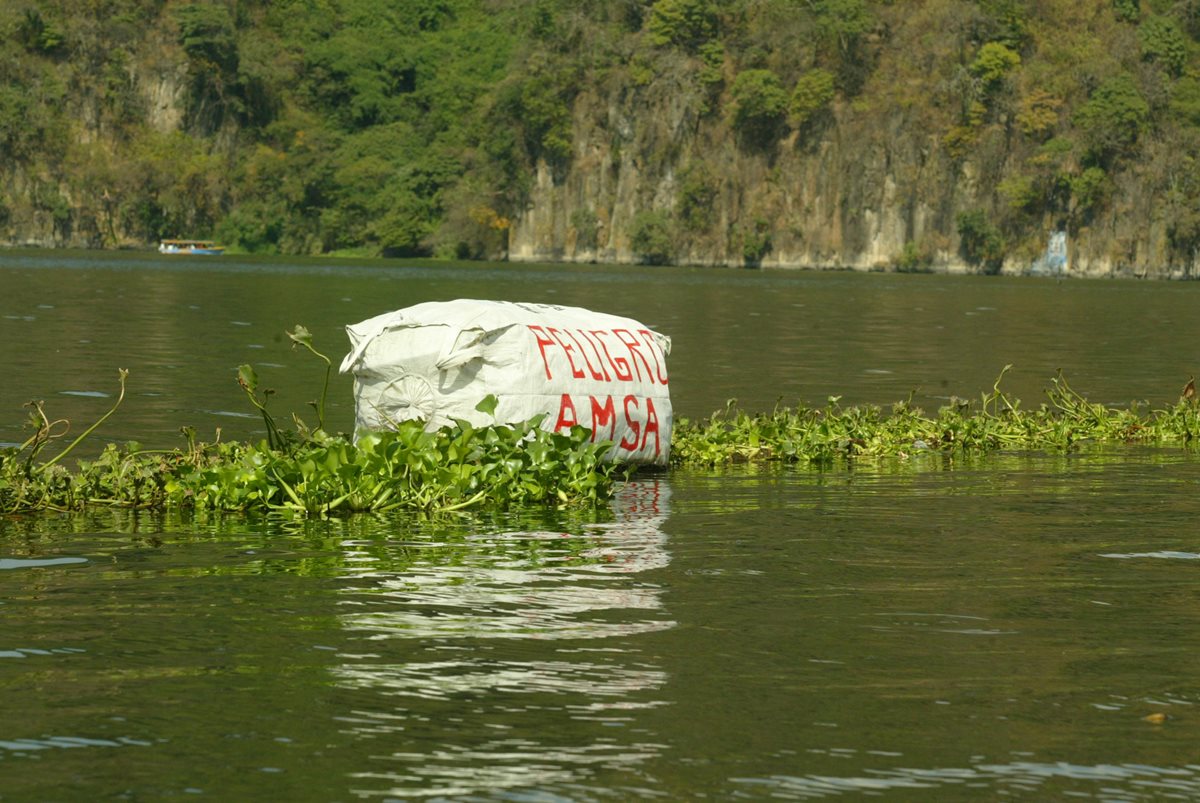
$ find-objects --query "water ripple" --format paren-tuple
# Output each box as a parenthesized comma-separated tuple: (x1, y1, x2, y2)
(0, 557, 89, 570)
(1100, 551, 1200, 560)
(733, 761, 1200, 799)
(339, 481, 673, 641)
(330, 480, 674, 797)
(332, 659, 667, 701)
(0, 735, 151, 752)
(349, 739, 667, 799)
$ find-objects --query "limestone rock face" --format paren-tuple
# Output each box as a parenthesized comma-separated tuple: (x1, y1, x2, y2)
(506, 80, 1188, 278)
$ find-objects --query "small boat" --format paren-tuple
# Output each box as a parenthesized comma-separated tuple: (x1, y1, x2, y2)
(159, 239, 225, 255)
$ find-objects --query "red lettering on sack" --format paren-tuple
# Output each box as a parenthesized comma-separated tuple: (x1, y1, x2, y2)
(591, 330, 632, 381)
(614, 329, 654, 383)
(566, 329, 607, 381)
(554, 393, 579, 431)
(548, 328, 585, 379)
(531, 325, 666, 389)
(619, 395, 641, 451)
(589, 395, 617, 441)
(639, 330, 669, 385)
(529, 325, 557, 380)
(642, 397, 661, 457)
(577, 331, 612, 381)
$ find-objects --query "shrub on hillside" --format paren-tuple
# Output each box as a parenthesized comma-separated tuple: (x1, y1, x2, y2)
(731, 69, 788, 144)
(1139, 15, 1187, 77)
(630, 210, 675, 265)
(1073, 72, 1150, 160)
(956, 209, 1006, 271)
(647, 0, 717, 50)
(790, 69, 836, 127)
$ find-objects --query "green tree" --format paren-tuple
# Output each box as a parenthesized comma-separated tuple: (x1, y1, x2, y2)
(173, 3, 240, 131)
(956, 209, 1005, 271)
(731, 68, 788, 144)
(997, 174, 1039, 213)
(1176, 0, 1200, 38)
(518, 71, 575, 165)
(490, 54, 577, 168)
(369, 190, 435, 256)
(677, 165, 718, 232)
(977, 0, 1030, 50)
(1073, 73, 1150, 160)
(647, 0, 717, 50)
(790, 69, 836, 127)
(1113, 0, 1140, 22)
(0, 85, 34, 159)
(17, 8, 64, 53)
(808, 0, 874, 93)
(1138, 15, 1187, 77)
(630, 210, 675, 265)
(809, 0, 872, 56)
(970, 42, 1020, 90)
(698, 40, 725, 87)
(741, 217, 772, 265)
(894, 240, 935, 272)
(304, 30, 416, 130)
(1165, 192, 1200, 265)
(1070, 166, 1111, 216)
(116, 131, 226, 242)
(1170, 77, 1200, 126)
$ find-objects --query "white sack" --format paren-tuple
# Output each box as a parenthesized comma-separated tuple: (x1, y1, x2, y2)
(339, 300, 672, 465)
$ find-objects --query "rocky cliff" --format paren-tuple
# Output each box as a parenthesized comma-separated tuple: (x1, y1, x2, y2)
(506, 2, 1200, 280)
(4, 1, 1200, 279)
(509, 82, 1194, 279)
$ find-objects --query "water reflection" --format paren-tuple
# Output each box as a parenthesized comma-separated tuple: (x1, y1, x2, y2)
(0, 735, 151, 752)
(1101, 550, 1200, 560)
(732, 760, 1200, 799)
(347, 739, 668, 800)
(331, 479, 674, 798)
(7, 402, 1200, 799)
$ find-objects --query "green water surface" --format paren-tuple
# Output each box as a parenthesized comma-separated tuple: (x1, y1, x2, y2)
(2, 251, 1200, 800)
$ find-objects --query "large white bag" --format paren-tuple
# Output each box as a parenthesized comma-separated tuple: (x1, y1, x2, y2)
(339, 300, 672, 465)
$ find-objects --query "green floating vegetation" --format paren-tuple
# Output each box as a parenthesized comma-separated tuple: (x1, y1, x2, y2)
(5, 360, 1200, 518)
(0, 408, 625, 517)
(671, 366, 1200, 467)
(0, 326, 625, 518)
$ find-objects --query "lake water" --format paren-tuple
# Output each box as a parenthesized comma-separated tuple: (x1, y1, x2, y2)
(3, 250, 1200, 800)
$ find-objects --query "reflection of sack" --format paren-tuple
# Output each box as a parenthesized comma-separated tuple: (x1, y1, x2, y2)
(340, 299, 673, 465)
(587, 479, 672, 573)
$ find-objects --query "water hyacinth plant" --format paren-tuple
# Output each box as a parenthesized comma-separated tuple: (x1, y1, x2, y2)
(0, 392, 626, 516)
(25, 415, 622, 516)
(670, 366, 1200, 466)
(4, 351, 1200, 518)
(0, 326, 627, 517)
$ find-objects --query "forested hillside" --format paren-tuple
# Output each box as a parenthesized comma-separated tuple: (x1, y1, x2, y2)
(4, 0, 1200, 276)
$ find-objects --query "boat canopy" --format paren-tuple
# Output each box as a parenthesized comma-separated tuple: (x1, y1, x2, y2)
(159, 239, 225, 254)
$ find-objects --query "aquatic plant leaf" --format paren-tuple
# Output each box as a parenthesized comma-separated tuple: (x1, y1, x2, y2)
(475, 394, 499, 417)
(237, 364, 259, 392)
(287, 325, 313, 348)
